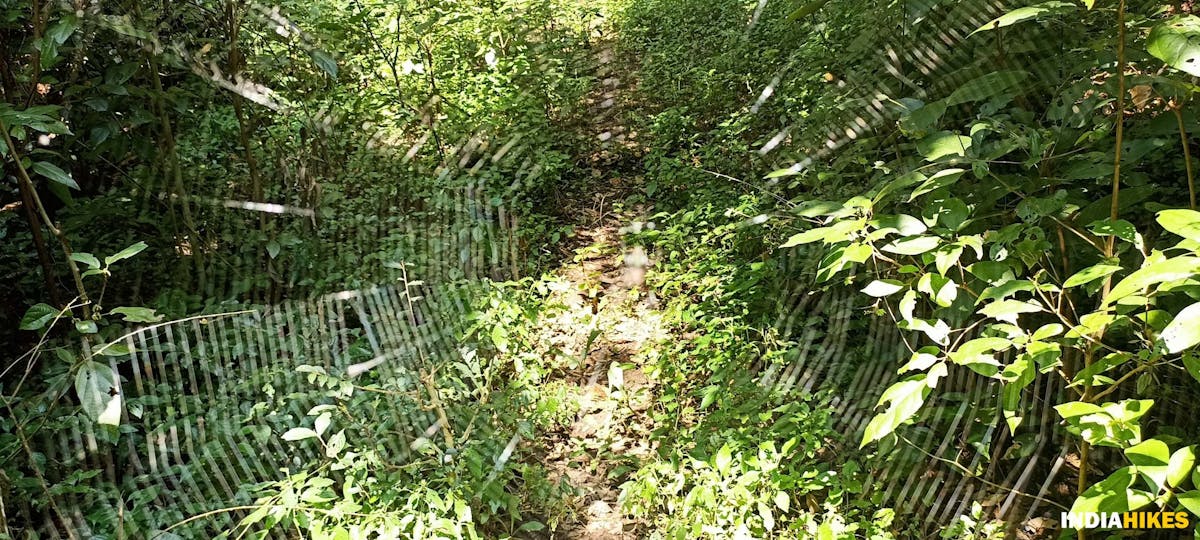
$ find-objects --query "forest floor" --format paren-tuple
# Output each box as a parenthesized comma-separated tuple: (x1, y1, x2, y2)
(522, 36, 666, 539)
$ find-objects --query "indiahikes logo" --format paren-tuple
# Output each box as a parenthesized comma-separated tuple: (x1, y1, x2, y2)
(1060, 511, 1191, 530)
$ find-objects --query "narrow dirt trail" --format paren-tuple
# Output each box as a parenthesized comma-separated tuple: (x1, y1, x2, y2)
(523, 34, 668, 539)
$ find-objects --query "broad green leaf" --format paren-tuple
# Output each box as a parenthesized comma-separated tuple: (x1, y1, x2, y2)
(1088, 219, 1143, 250)
(917, 273, 958, 307)
(901, 318, 952, 345)
(517, 521, 546, 533)
(282, 428, 319, 441)
(714, 443, 733, 475)
(47, 18, 78, 45)
(75, 361, 121, 426)
(950, 337, 1011, 377)
(1168, 446, 1196, 488)
(1126, 439, 1170, 492)
(1104, 257, 1200, 307)
(909, 168, 966, 201)
(1184, 354, 1200, 383)
(980, 299, 1043, 324)
(70, 252, 101, 269)
(899, 349, 939, 373)
(899, 101, 945, 138)
(1069, 467, 1148, 517)
(266, 240, 281, 259)
(1148, 16, 1200, 77)
(1002, 354, 1035, 431)
(861, 375, 931, 447)
(310, 49, 338, 78)
(787, 0, 834, 20)
(75, 319, 98, 334)
(794, 200, 843, 217)
(1032, 323, 1064, 341)
(882, 235, 941, 256)
(1177, 491, 1200, 515)
(759, 501, 775, 531)
(774, 491, 790, 513)
(1161, 302, 1200, 354)
(20, 303, 58, 330)
(31, 161, 79, 190)
(1158, 209, 1200, 242)
(1055, 401, 1104, 419)
(870, 214, 927, 236)
(104, 241, 147, 266)
(978, 280, 1035, 303)
(971, 2, 1075, 36)
(862, 279, 904, 297)
(97, 342, 132, 356)
(314, 412, 332, 437)
(946, 70, 1028, 106)
(817, 242, 872, 282)
(1064, 264, 1123, 288)
(781, 227, 832, 247)
(109, 306, 163, 323)
(917, 131, 971, 161)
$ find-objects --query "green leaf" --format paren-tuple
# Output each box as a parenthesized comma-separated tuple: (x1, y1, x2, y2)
(1177, 491, 1200, 515)
(1126, 439, 1170, 492)
(916, 131, 972, 161)
(861, 375, 932, 447)
(266, 240, 281, 259)
(97, 342, 132, 357)
(314, 412, 332, 437)
(980, 299, 1043, 324)
(1148, 16, 1200, 77)
(310, 49, 338, 78)
(1064, 264, 1123, 288)
(774, 491, 790, 513)
(1069, 467, 1148, 516)
(862, 280, 905, 297)
(870, 214, 927, 236)
(1088, 219, 1143, 250)
(109, 306, 163, 323)
(1104, 256, 1200, 307)
(787, 0, 834, 20)
(70, 252, 101, 269)
(909, 168, 966, 201)
(1184, 354, 1200, 383)
(47, 18, 77, 45)
(759, 501, 775, 531)
(714, 443, 733, 475)
(20, 303, 59, 330)
(1002, 354, 1036, 431)
(517, 521, 546, 533)
(882, 235, 941, 256)
(781, 227, 833, 247)
(75, 319, 98, 334)
(31, 161, 79, 190)
(75, 361, 121, 426)
(971, 2, 1075, 36)
(282, 428, 319, 441)
(1168, 446, 1196, 488)
(946, 70, 1028, 106)
(104, 241, 147, 266)
(1158, 209, 1200, 242)
(1162, 302, 1200, 354)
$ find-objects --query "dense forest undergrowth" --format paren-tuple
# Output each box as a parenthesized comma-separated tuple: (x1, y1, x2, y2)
(8, 0, 1200, 538)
